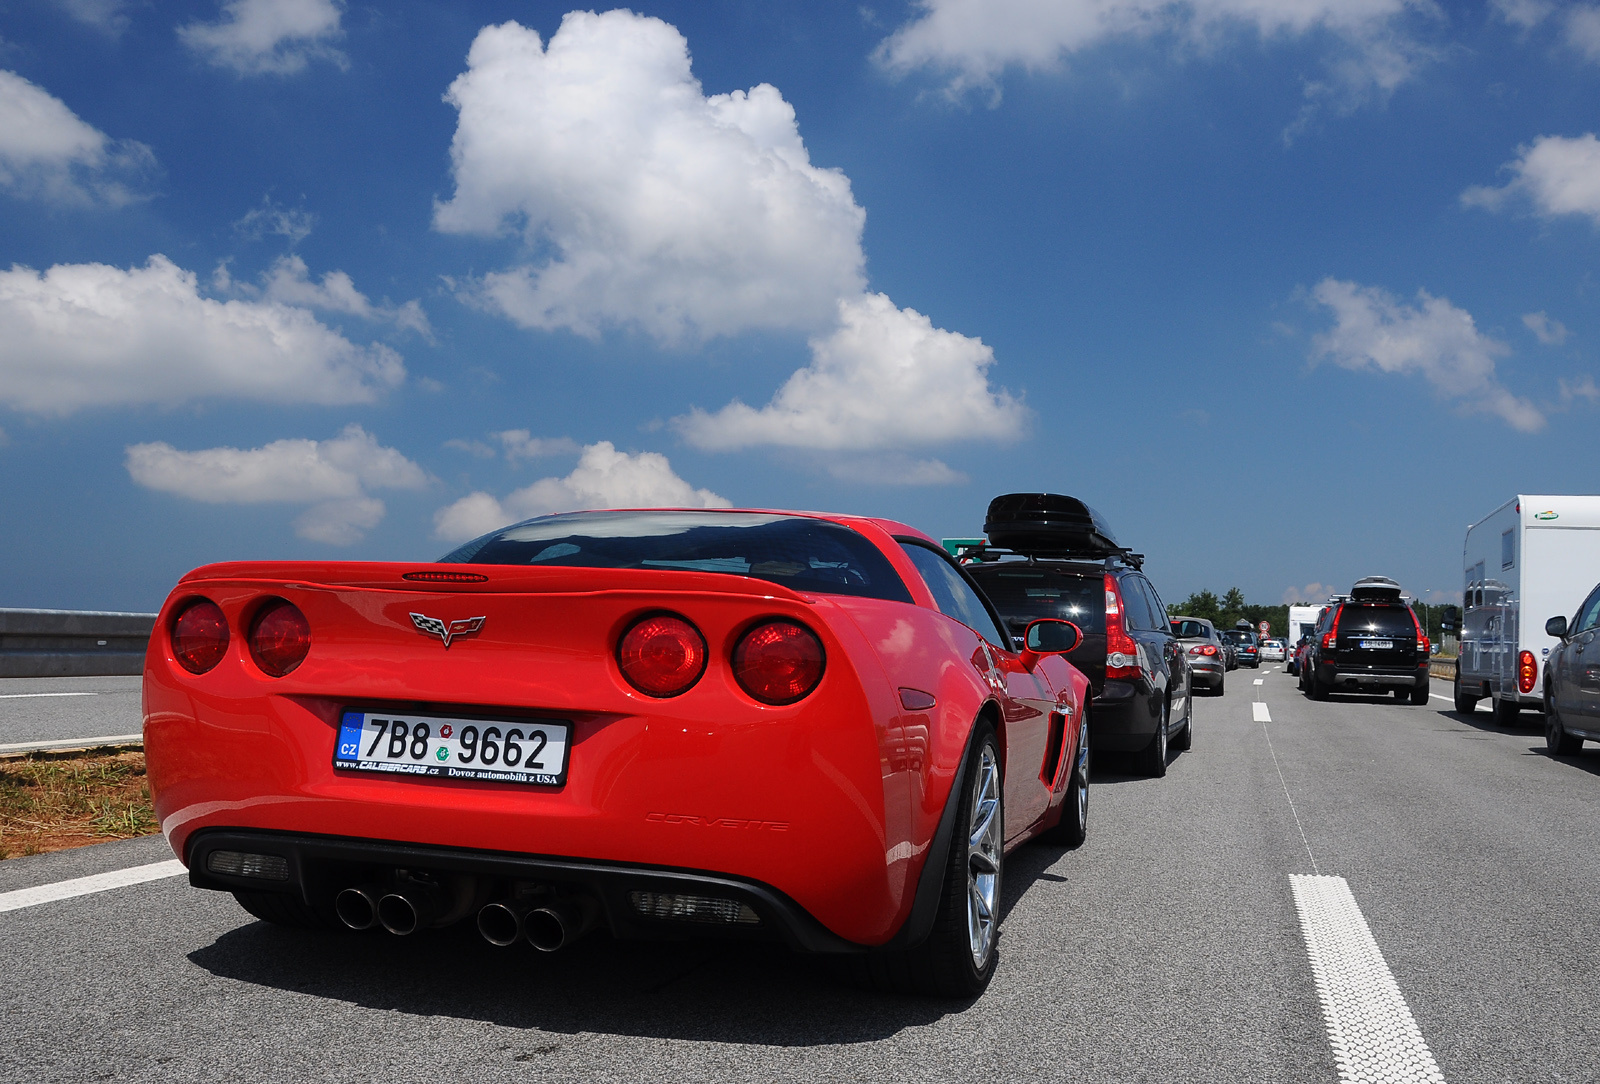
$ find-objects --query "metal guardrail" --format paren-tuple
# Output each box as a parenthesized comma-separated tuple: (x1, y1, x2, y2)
(0, 608, 156, 678)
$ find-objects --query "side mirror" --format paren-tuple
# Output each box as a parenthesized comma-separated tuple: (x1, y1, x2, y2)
(1020, 618, 1082, 670)
(1546, 615, 1569, 639)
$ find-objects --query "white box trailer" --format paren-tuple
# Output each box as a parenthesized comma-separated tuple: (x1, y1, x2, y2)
(1457, 494, 1600, 721)
(1287, 605, 1324, 646)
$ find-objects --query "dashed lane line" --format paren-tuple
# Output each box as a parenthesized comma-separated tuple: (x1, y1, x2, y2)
(0, 860, 185, 914)
(1291, 875, 1447, 1083)
(1253, 702, 1271, 721)
(1254, 678, 1264, 686)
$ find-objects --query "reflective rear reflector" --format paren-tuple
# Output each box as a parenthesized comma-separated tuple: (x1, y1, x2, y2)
(629, 890, 760, 925)
(206, 851, 289, 881)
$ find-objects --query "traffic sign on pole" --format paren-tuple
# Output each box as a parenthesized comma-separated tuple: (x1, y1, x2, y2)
(1258, 621, 1270, 635)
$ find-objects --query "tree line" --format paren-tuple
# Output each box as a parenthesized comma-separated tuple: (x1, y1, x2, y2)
(1165, 588, 1290, 637)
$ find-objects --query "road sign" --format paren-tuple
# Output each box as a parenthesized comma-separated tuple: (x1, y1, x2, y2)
(942, 538, 985, 561)
(1258, 621, 1270, 635)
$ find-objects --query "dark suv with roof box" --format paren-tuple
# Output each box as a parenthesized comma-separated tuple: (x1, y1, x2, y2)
(962, 494, 1192, 777)
(1299, 577, 1431, 703)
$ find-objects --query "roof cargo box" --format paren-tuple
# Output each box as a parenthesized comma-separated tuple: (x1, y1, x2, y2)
(1350, 576, 1404, 601)
(984, 493, 1121, 558)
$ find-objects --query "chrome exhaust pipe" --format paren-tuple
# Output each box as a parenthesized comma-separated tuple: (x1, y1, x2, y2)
(524, 896, 599, 953)
(377, 882, 444, 936)
(335, 884, 383, 931)
(476, 900, 533, 947)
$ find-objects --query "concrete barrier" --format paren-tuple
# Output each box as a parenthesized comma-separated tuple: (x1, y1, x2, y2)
(0, 608, 156, 677)
(1430, 656, 1458, 682)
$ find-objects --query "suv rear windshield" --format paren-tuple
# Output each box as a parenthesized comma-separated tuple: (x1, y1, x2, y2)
(964, 564, 1106, 635)
(440, 510, 913, 603)
(1224, 630, 1257, 645)
(1339, 605, 1416, 637)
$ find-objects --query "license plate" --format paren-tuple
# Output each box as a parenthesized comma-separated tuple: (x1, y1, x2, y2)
(334, 711, 570, 786)
(1358, 640, 1394, 650)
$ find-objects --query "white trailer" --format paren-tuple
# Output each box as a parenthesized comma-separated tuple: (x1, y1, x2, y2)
(1287, 605, 1324, 646)
(1457, 494, 1600, 722)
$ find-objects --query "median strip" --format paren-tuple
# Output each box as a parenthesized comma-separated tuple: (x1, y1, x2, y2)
(1290, 874, 1446, 1084)
(0, 859, 184, 914)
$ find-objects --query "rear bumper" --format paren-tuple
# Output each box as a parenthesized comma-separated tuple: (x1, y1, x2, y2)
(1316, 664, 1427, 691)
(1091, 678, 1160, 752)
(187, 827, 858, 952)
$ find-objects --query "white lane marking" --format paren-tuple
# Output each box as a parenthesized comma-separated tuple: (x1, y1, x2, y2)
(0, 692, 98, 700)
(0, 733, 143, 754)
(1263, 723, 1318, 873)
(1254, 678, 1265, 686)
(1290, 875, 1446, 1083)
(1429, 694, 1453, 704)
(1253, 702, 1271, 721)
(0, 859, 185, 915)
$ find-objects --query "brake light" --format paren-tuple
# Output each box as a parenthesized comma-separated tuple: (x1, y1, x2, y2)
(248, 599, 310, 677)
(172, 599, 229, 675)
(617, 614, 707, 697)
(1188, 645, 1217, 656)
(1410, 608, 1430, 666)
(1321, 604, 1343, 651)
(1104, 573, 1141, 679)
(1518, 650, 1537, 694)
(732, 620, 825, 705)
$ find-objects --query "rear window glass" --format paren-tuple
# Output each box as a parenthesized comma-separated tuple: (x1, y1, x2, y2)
(966, 566, 1106, 635)
(1223, 630, 1257, 645)
(440, 511, 913, 603)
(1340, 605, 1416, 637)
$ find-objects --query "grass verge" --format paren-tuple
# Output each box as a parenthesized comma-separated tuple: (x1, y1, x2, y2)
(0, 747, 156, 860)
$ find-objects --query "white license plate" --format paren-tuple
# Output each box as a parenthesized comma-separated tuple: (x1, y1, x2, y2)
(334, 711, 569, 786)
(1358, 640, 1394, 650)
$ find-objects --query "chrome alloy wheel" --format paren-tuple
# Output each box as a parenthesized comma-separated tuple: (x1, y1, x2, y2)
(966, 742, 1003, 968)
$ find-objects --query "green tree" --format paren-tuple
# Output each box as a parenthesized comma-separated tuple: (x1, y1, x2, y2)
(1168, 590, 1220, 624)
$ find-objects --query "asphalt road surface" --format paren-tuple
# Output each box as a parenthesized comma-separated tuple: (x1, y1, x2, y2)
(3, 667, 1598, 1083)
(0, 676, 142, 746)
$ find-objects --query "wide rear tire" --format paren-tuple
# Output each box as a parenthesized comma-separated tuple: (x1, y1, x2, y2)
(1409, 680, 1429, 705)
(843, 725, 1003, 998)
(1170, 692, 1193, 751)
(1141, 701, 1169, 777)
(1453, 669, 1478, 714)
(1547, 705, 1582, 756)
(1309, 666, 1328, 701)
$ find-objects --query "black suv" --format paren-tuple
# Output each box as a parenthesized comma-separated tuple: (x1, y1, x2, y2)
(1299, 577, 1430, 703)
(962, 494, 1192, 777)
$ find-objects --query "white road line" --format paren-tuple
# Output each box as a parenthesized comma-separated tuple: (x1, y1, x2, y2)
(0, 692, 98, 700)
(1429, 694, 1453, 703)
(0, 733, 143, 755)
(1254, 678, 1265, 686)
(0, 859, 185, 915)
(1253, 702, 1271, 721)
(1290, 875, 1446, 1083)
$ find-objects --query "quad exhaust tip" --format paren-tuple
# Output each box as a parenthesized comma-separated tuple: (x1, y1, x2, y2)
(475, 895, 599, 951)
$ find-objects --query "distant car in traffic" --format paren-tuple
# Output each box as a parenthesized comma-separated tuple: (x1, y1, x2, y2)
(1300, 577, 1430, 704)
(1217, 634, 1238, 671)
(1170, 617, 1226, 695)
(963, 493, 1193, 778)
(1260, 638, 1286, 662)
(1222, 626, 1260, 668)
(1542, 581, 1600, 755)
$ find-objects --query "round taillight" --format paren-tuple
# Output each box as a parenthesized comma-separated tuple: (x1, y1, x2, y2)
(617, 614, 707, 698)
(172, 599, 229, 675)
(249, 599, 310, 677)
(733, 621, 825, 705)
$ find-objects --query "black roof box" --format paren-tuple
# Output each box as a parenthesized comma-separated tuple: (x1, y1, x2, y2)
(1350, 576, 1404, 601)
(983, 493, 1121, 558)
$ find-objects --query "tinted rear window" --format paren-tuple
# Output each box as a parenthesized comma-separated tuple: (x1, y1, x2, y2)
(1224, 630, 1257, 645)
(1339, 605, 1415, 637)
(440, 511, 913, 603)
(966, 566, 1106, 634)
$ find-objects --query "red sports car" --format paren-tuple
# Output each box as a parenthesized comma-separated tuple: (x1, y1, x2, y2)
(144, 509, 1090, 997)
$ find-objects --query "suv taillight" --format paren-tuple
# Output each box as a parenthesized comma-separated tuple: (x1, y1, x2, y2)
(1321, 604, 1343, 651)
(1105, 573, 1141, 679)
(1518, 650, 1537, 694)
(1410, 608, 1430, 665)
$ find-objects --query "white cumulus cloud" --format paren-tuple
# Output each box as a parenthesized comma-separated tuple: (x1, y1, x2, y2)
(179, 0, 346, 76)
(674, 292, 1028, 452)
(875, 0, 1434, 107)
(1492, 1, 1600, 60)
(126, 424, 427, 545)
(233, 194, 316, 244)
(1309, 278, 1543, 432)
(57, 0, 132, 35)
(0, 70, 154, 204)
(0, 254, 404, 415)
(433, 441, 730, 542)
(1463, 133, 1600, 225)
(1523, 311, 1569, 345)
(253, 255, 430, 337)
(433, 12, 866, 343)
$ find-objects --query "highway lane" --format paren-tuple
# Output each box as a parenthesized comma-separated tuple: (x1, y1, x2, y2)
(1, 667, 1597, 1082)
(0, 676, 142, 746)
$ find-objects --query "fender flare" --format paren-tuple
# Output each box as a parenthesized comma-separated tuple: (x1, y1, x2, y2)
(879, 704, 997, 951)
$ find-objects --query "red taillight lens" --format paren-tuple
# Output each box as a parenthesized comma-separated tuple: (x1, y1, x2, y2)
(172, 599, 229, 675)
(1104, 573, 1141, 679)
(249, 599, 310, 677)
(1187, 644, 1217, 656)
(733, 621, 825, 705)
(1321, 631, 1337, 650)
(618, 614, 707, 698)
(1518, 650, 1537, 694)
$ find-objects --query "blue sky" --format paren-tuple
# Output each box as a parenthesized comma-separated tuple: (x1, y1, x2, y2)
(2, 0, 1598, 612)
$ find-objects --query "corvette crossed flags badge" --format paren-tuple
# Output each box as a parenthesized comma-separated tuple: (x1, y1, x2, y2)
(410, 613, 486, 648)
